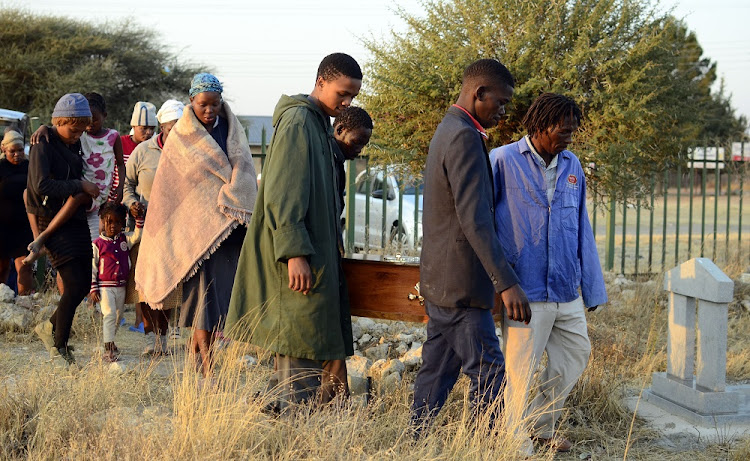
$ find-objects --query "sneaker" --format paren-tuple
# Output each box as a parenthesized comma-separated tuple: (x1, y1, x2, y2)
(34, 321, 55, 353)
(142, 332, 156, 355)
(129, 322, 145, 334)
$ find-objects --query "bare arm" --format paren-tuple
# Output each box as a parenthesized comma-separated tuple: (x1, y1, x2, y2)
(112, 135, 125, 204)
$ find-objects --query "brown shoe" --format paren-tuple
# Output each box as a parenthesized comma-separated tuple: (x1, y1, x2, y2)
(533, 436, 572, 453)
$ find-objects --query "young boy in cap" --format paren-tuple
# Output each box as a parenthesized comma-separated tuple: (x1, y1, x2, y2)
(226, 53, 362, 409)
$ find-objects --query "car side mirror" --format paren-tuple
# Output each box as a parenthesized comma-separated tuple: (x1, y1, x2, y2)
(387, 190, 396, 201)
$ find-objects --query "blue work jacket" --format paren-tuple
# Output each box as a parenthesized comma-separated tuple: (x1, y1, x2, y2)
(489, 138, 607, 308)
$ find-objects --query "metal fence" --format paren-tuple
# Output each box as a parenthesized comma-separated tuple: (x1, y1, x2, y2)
(254, 142, 749, 276)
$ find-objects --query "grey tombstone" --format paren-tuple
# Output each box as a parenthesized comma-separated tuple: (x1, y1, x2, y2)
(645, 258, 750, 424)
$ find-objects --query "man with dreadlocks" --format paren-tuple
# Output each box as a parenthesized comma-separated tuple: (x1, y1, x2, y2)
(489, 93, 607, 453)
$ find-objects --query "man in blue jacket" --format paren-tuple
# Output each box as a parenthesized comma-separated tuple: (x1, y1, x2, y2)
(489, 93, 607, 453)
(411, 59, 531, 438)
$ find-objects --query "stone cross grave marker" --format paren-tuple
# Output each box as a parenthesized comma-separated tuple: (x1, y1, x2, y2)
(645, 258, 750, 424)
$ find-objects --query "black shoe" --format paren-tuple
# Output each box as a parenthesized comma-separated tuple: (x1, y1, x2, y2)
(57, 347, 76, 366)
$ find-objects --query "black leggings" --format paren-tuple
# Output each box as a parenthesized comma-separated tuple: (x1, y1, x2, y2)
(50, 257, 90, 349)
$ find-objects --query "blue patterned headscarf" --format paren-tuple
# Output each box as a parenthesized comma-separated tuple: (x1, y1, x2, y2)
(189, 73, 223, 97)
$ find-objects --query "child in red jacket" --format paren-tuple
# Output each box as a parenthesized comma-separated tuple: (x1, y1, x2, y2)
(89, 202, 143, 362)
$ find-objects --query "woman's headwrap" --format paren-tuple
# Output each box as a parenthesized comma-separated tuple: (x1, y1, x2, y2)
(189, 73, 223, 97)
(1, 130, 24, 149)
(157, 100, 185, 124)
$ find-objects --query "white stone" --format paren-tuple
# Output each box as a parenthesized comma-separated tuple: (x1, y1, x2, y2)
(396, 333, 413, 344)
(346, 355, 372, 396)
(14, 296, 34, 309)
(381, 372, 402, 393)
(0, 302, 33, 330)
(357, 317, 376, 331)
(395, 342, 408, 356)
(664, 258, 734, 303)
(237, 355, 258, 369)
(0, 284, 14, 303)
(667, 293, 695, 383)
(741, 300, 750, 313)
(34, 305, 56, 323)
(347, 354, 372, 377)
(108, 361, 128, 374)
(410, 341, 422, 351)
(740, 273, 750, 284)
(358, 333, 372, 345)
(369, 358, 405, 380)
(401, 345, 423, 368)
(696, 300, 728, 392)
(351, 322, 362, 341)
(365, 343, 389, 362)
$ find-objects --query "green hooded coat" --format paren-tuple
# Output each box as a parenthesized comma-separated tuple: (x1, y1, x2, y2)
(225, 95, 353, 361)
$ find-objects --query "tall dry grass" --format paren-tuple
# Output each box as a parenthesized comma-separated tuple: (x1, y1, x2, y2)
(1, 267, 749, 459)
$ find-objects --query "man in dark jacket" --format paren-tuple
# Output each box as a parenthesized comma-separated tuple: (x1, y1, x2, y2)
(411, 59, 531, 436)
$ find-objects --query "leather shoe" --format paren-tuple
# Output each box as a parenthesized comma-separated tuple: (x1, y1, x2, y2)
(533, 436, 572, 452)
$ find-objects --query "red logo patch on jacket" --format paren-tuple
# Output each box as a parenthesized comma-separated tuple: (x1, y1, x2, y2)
(567, 174, 577, 185)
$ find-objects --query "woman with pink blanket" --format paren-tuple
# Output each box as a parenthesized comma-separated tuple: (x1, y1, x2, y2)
(135, 73, 257, 377)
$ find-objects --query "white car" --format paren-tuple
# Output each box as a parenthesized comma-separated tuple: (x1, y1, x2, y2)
(343, 167, 423, 252)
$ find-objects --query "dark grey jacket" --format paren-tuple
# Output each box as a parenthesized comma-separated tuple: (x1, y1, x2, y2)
(420, 106, 518, 309)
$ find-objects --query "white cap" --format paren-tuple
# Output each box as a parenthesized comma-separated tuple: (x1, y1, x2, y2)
(157, 99, 185, 124)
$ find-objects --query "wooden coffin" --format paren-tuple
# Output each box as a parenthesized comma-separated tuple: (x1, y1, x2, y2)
(342, 254, 504, 323)
(342, 254, 427, 323)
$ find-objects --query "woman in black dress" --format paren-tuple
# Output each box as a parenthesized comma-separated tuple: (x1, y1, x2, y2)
(27, 94, 99, 366)
(0, 130, 34, 294)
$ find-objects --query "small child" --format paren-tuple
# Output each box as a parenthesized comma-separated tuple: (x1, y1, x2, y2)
(89, 202, 143, 362)
(25, 92, 125, 263)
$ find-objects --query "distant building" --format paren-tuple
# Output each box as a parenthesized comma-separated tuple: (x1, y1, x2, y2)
(237, 115, 273, 155)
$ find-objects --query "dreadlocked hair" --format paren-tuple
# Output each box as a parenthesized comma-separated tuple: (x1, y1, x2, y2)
(334, 106, 373, 132)
(523, 93, 582, 137)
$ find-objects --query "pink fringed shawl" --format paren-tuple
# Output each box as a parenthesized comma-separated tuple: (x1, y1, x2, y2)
(135, 101, 257, 308)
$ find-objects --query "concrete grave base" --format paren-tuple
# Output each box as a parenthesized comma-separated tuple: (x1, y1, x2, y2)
(646, 372, 750, 425)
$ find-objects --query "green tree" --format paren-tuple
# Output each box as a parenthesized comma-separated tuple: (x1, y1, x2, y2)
(0, 9, 209, 129)
(361, 0, 745, 200)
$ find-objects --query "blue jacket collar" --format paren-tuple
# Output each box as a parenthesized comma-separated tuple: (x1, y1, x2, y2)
(518, 136, 572, 161)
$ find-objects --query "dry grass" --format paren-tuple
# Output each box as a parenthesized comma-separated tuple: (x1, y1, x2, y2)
(1, 267, 750, 459)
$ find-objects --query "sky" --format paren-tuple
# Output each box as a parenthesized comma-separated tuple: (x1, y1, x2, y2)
(16, 0, 750, 124)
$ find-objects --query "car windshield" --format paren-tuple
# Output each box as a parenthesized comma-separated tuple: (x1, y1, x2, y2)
(402, 183, 424, 196)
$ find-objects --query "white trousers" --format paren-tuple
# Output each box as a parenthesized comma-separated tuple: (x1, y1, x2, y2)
(502, 296, 591, 439)
(100, 286, 126, 343)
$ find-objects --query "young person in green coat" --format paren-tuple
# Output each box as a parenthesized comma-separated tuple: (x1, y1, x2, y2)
(226, 53, 362, 409)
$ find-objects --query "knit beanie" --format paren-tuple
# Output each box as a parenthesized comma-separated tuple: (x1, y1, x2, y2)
(51, 93, 92, 118)
(130, 102, 157, 127)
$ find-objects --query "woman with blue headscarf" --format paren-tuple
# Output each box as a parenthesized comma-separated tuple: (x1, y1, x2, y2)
(135, 73, 258, 377)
